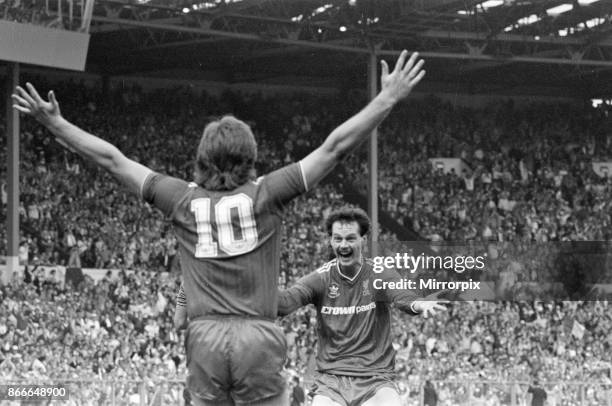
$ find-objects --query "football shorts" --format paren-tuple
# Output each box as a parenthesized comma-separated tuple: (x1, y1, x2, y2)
(186, 316, 287, 404)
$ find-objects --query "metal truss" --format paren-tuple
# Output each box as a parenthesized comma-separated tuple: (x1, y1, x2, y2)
(88, 0, 612, 67)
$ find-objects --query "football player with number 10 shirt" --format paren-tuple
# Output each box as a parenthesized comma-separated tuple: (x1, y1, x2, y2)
(13, 50, 425, 406)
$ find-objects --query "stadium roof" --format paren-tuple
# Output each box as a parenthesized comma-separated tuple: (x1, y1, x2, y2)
(84, 0, 612, 97)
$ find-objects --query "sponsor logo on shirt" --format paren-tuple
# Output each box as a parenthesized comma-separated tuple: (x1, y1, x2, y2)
(321, 302, 376, 315)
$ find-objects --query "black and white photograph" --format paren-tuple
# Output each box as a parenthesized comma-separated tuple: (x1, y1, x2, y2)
(1, 0, 612, 405)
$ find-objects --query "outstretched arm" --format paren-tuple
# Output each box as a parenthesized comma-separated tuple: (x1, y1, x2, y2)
(300, 50, 425, 189)
(278, 285, 312, 316)
(12, 83, 152, 196)
(378, 267, 447, 318)
(278, 270, 323, 316)
(389, 291, 447, 318)
(409, 297, 448, 318)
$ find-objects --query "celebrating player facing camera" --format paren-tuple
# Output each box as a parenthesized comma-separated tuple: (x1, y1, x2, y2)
(14, 50, 425, 406)
(278, 208, 446, 406)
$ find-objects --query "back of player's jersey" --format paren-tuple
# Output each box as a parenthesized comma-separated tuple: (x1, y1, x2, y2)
(143, 163, 306, 319)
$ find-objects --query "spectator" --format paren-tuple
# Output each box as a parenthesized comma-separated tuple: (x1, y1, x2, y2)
(290, 376, 305, 406)
(423, 380, 438, 406)
(527, 379, 548, 406)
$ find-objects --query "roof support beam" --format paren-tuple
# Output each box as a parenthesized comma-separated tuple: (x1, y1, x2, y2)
(138, 37, 231, 51)
(90, 17, 182, 33)
(91, 16, 612, 66)
(418, 29, 588, 46)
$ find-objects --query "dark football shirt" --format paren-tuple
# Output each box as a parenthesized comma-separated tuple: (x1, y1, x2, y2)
(278, 258, 419, 376)
(142, 163, 307, 319)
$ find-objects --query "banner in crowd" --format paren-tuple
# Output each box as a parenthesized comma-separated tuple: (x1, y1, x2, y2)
(0, 264, 66, 287)
(592, 161, 612, 178)
(429, 158, 471, 175)
(0, 264, 171, 287)
(79, 268, 173, 284)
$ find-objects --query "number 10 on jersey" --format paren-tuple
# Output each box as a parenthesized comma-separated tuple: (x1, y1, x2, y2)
(190, 194, 258, 257)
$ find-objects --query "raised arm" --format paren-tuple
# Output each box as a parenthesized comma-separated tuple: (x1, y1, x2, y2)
(12, 83, 151, 196)
(300, 50, 425, 189)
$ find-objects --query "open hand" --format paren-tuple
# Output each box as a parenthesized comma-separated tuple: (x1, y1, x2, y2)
(380, 50, 425, 103)
(12, 83, 62, 127)
(412, 299, 448, 318)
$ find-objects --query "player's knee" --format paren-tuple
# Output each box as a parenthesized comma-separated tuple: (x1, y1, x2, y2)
(362, 387, 401, 406)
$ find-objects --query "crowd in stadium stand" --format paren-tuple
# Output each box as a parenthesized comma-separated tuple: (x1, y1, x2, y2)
(1, 0, 91, 32)
(1, 0, 66, 29)
(1, 80, 612, 404)
(368, 98, 612, 244)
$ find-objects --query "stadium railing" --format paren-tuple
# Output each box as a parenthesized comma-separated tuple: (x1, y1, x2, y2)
(412, 380, 612, 406)
(2, 379, 611, 405)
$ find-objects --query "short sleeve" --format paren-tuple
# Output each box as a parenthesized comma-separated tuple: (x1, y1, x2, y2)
(260, 162, 307, 212)
(142, 173, 189, 217)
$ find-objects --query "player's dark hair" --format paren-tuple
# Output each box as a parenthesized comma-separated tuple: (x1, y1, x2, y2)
(325, 207, 370, 237)
(194, 116, 257, 191)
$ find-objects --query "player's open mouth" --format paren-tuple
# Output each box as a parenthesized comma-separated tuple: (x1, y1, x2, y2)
(338, 251, 353, 259)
